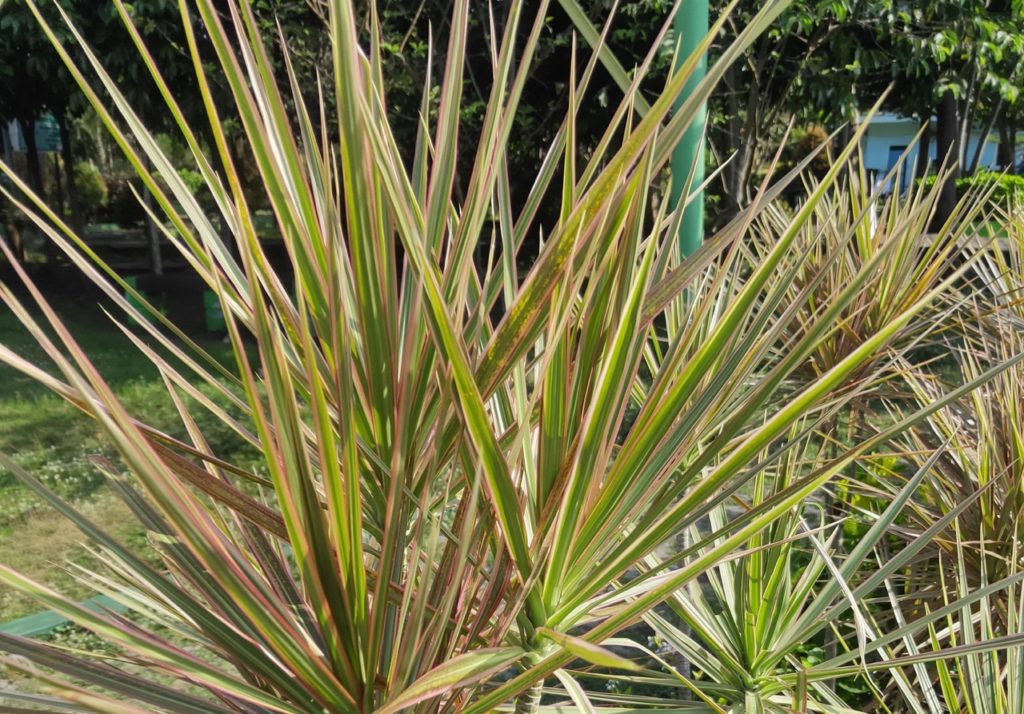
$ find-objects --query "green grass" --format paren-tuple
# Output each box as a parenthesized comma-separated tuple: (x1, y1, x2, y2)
(0, 289, 246, 620)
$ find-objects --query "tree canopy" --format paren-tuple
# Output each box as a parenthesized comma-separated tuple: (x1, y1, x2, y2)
(2, 0, 1022, 225)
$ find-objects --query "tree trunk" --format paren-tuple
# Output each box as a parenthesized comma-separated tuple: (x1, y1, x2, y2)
(57, 111, 83, 233)
(957, 62, 979, 168)
(933, 92, 959, 231)
(968, 100, 1002, 175)
(52, 153, 64, 217)
(717, 66, 745, 223)
(2, 125, 24, 262)
(18, 118, 44, 196)
(142, 155, 163, 275)
(44, 154, 63, 266)
(1, 121, 13, 165)
(998, 115, 1017, 171)
(721, 115, 754, 223)
(915, 117, 931, 179)
(2, 220, 25, 264)
(837, 122, 854, 151)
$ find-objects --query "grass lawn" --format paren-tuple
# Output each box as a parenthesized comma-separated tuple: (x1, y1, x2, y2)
(0, 274, 243, 620)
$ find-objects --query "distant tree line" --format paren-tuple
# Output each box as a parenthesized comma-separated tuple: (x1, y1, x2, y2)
(1, 0, 1021, 242)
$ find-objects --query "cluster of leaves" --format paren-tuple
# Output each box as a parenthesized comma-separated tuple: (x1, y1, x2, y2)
(918, 170, 1024, 206)
(957, 171, 1024, 205)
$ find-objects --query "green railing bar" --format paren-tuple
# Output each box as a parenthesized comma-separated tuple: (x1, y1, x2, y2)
(0, 595, 128, 638)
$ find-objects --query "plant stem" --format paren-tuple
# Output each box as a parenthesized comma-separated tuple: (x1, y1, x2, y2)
(512, 680, 543, 714)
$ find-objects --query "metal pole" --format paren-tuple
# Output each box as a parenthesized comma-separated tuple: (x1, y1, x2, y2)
(670, 6, 707, 693)
(670, 0, 708, 257)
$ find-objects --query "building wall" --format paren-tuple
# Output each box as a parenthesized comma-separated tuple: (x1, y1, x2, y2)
(861, 116, 999, 190)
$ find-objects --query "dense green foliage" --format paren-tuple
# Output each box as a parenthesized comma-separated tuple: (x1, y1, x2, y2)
(920, 170, 1024, 205)
(4, 0, 1022, 232)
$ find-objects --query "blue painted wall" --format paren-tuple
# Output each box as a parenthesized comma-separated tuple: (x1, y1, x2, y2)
(861, 113, 999, 192)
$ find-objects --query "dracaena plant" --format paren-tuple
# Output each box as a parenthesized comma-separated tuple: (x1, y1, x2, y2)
(568, 436, 1024, 713)
(967, 198, 1024, 323)
(882, 538, 1024, 714)
(897, 323, 1024, 597)
(870, 485, 1024, 714)
(757, 151, 975, 401)
(747, 149, 987, 529)
(742, 152, 973, 556)
(742, 154, 983, 667)
(876, 360, 1024, 712)
(0, 0, 1015, 712)
(850, 314, 1024, 711)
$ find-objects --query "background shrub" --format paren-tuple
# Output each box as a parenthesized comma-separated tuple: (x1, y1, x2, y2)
(918, 170, 1024, 206)
(71, 161, 108, 220)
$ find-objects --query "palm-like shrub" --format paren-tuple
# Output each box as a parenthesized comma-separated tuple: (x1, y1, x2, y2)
(900, 326, 1024, 593)
(593, 438, 1015, 712)
(881, 376, 1024, 712)
(972, 199, 1024, 321)
(0, 0, 1017, 712)
(631, 443, 877, 711)
(900, 196, 1024, 591)
(758, 156, 971, 398)
(881, 524, 1024, 713)
(871, 302, 1024, 709)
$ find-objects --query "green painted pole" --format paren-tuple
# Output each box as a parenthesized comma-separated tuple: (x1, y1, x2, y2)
(670, 0, 708, 258)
